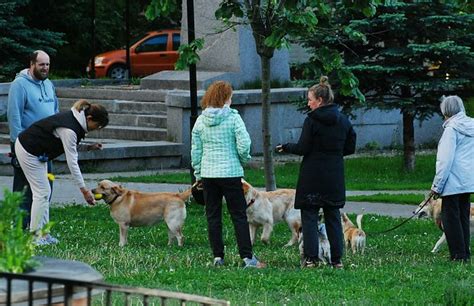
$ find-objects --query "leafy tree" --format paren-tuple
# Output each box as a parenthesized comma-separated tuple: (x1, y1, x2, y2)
(147, 0, 378, 190)
(301, 0, 474, 171)
(0, 0, 64, 81)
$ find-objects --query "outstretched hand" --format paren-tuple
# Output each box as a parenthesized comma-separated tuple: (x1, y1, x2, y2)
(87, 143, 103, 151)
(275, 144, 284, 153)
(429, 190, 440, 200)
(81, 189, 96, 205)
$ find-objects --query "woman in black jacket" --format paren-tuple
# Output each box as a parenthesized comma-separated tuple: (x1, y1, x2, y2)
(277, 76, 356, 268)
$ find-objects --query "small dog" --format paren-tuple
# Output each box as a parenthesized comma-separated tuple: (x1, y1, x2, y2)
(92, 180, 190, 247)
(298, 223, 331, 264)
(341, 213, 366, 254)
(415, 196, 474, 253)
(241, 180, 301, 246)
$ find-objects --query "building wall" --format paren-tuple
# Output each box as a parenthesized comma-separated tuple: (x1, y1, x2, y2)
(166, 88, 443, 164)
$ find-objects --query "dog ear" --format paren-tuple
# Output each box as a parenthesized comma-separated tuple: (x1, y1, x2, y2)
(112, 185, 124, 196)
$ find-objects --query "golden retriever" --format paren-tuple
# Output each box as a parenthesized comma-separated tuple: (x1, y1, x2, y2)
(92, 180, 190, 247)
(241, 180, 301, 246)
(415, 196, 474, 253)
(341, 213, 366, 254)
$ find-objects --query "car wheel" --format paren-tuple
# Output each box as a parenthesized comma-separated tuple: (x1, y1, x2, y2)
(107, 64, 128, 79)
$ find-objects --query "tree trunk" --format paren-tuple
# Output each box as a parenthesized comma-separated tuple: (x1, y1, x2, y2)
(402, 111, 415, 172)
(260, 55, 276, 191)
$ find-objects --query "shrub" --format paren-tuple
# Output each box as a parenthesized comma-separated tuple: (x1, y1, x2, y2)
(0, 190, 37, 273)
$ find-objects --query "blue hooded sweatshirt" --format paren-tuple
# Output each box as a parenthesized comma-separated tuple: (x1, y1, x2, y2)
(7, 68, 59, 142)
(431, 111, 474, 196)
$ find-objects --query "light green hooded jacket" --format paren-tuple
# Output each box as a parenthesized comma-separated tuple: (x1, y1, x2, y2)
(191, 105, 251, 180)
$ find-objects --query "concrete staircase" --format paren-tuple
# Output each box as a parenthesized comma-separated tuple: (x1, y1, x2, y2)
(0, 85, 183, 175)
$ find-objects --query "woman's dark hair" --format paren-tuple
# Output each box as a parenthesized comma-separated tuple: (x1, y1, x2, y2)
(308, 76, 334, 105)
(73, 99, 109, 128)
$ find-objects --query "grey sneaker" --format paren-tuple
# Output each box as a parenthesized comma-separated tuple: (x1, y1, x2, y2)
(213, 257, 224, 266)
(243, 255, 266, 269)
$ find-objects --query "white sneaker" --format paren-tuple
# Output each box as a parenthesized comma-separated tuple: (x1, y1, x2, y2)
(213, 257, 224, 266)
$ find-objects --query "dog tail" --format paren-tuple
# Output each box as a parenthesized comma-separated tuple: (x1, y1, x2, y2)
(356, 214, 364, 230)
(177, 187, 193, 201)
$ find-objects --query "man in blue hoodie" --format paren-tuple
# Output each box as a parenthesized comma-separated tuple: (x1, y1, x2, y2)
(7, 50, 59, 241)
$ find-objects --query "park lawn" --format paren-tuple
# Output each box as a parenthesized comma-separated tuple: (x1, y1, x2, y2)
(39, 203, 473, 305)
(110, 154, 436, 191)
(346, 193, 425, 205)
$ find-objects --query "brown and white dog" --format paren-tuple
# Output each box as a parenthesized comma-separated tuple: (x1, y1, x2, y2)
(92, 180, 190, 247)
(341, 213, 366, 254)
(415, 196, 474, 253)
(241, 180, 301, 246)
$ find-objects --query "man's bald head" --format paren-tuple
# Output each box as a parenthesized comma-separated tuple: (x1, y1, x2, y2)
(29, 50, 50, 81)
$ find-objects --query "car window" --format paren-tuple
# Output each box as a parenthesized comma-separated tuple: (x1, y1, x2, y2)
(173, 33, 180, 51)
(137, 34, 168, 52)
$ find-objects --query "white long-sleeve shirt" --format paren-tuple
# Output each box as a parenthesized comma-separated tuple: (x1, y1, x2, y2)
(53, 108, 89, 189)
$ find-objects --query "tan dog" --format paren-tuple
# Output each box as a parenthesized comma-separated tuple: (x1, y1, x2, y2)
(242, 180, 301, 246)
(341, 213, 366, 254)
(415, 196, 474, 253)
(92, 180, 190, 247)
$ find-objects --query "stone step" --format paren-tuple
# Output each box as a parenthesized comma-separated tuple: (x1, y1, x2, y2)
(0, 134, 10, 145)
(0, 123, 168, 141)
(56, 87, 168, 102)
(0, 139, 183, 175)
(58, 98, 167, 114)
(140, 70, 227, 90)
(89, 125, 168, 141)
(108, 113, 167, 128)
(57, 102, 166, 128)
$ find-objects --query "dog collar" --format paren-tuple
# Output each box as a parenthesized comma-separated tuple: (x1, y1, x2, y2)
(106, 194, 120, 205)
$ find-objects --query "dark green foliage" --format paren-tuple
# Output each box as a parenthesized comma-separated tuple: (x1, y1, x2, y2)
(2, 0, 180, 80)
(301, 1, 474, 119)
(0, 0, 64, 81)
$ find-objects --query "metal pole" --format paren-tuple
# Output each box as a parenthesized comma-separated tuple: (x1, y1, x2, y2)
(125, 0, 131, 81)
(187, 0, 198, 183)
(90, 0, 96, 79)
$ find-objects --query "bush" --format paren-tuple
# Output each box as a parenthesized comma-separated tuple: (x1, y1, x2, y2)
(0, 190, 37, 273)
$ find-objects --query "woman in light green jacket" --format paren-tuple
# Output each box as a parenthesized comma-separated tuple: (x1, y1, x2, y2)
(191, 81, 265, 268)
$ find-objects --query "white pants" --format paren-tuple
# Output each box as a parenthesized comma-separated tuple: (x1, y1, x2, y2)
(15, 140, 51, 233)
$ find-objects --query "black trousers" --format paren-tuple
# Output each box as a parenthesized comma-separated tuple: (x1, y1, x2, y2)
(441, 193, 471, 260)
(202, 177, 253, 260)
(301, 206, 343, 264)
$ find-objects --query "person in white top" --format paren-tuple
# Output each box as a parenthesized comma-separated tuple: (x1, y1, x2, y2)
(14, 99, 108, 245)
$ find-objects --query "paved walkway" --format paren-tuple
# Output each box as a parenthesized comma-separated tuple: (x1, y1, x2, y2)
(0, 171, 423, 218)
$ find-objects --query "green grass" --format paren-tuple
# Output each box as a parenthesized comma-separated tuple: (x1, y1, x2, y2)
(346, 193, 474, 205)
(111, 154, 436, 190)
(38, 203, 473, 305)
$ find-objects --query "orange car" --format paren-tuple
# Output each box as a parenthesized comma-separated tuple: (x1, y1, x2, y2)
(87, 29, 180, 79)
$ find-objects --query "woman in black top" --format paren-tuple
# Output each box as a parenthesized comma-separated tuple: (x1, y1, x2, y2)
(277, 76, 356, 268)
